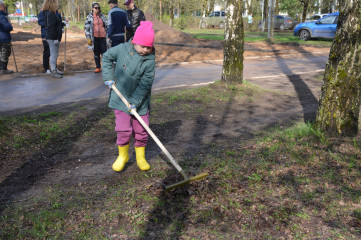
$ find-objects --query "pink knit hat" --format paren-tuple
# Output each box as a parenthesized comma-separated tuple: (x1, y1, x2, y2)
(132, 21, 155, 47)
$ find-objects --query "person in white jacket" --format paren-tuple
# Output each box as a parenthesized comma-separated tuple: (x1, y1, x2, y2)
(84, 2, 108, 73)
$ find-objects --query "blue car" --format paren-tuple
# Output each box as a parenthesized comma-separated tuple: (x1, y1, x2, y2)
(294, 12, 339, 41)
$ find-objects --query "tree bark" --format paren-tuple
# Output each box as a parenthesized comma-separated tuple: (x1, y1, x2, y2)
(159, 0, 162, 20)
(316, 0, 361, 136)
(170, 3, 174, 26)
(208, 0, 215, 15)
(301, 0, 310, 22)
(268, 0, 274, 39)
(275, 0, 279, 15)
(77, 3, 80, 23)
(221, 0, 244, 84)
(246, 0, 252, 14)
(262, 0, 268, 32)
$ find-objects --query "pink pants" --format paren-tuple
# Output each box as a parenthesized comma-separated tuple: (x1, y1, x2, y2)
(114, 110, 149, 147)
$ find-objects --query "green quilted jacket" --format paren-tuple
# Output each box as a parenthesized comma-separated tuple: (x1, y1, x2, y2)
(102, 41, 156, 115)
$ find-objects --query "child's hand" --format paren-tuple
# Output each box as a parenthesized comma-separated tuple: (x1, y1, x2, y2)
(128, 104, 136, 114)
(105, 80, 115, 88)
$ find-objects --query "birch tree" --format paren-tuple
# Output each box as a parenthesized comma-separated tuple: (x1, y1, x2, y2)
(267, 0, 274, 39)
(221, 0, 244, 84)
(315, 0, 361, 136)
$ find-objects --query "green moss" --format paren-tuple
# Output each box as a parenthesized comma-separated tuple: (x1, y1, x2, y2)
(329, 53, 337, 60)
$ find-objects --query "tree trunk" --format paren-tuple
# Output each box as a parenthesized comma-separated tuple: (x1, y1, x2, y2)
(170, 3, 174, 26)
(268, 0, 274, 39)
(262, 0, 268, 32)
(159, 0, 162, 20)
(316, 0, 361, 137)
(221, 0, 244, 84)
(335, 0, 341, 11)
(246, 0, 251, 14)
(35, 2, 39, 16)
(71, 0, 75, 22)
(208, 0, 215, 15)
(77, 4, 80, 22)
(275, 0, 279, 14)
(321, 0, 333, 13)
(302, 1, 309, 22)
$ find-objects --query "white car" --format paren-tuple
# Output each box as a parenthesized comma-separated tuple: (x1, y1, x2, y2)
(305, 14, 331, 22)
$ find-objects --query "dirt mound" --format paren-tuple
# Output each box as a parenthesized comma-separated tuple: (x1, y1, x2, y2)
(19, 23, 41, 33)
(21, 64, 44, 74)
(145, 13, 198, 44)
(67, 25, 84, 34)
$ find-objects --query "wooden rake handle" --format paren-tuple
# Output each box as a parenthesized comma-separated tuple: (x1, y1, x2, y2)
(111, 85, 189, 180)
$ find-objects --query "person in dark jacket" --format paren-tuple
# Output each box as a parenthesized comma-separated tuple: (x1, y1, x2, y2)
(0, 0, 14, 74)
(43, 0, 64, 78)
(124, 0, 145, 42)
(107, 0, 130, 47)
(38, 9, 61, 74)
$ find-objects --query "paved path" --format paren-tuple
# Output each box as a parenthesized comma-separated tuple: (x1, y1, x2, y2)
(0, 52, 329, 112)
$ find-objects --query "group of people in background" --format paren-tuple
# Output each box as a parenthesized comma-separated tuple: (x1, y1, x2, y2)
(0, 0, 145, 77)
(84, 0, 145, 73)
(0, 0, 66, 77)
(38, 0, 145, 78)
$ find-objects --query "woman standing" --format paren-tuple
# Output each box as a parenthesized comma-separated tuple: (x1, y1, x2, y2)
(84, 2, 108, 73)
(43, 0, 63, 78)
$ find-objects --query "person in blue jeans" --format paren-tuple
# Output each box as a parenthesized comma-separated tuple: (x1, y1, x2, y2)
(107, 0, 130, 47)
(42, 0, 64, 78)
(38, 8, 61, 74)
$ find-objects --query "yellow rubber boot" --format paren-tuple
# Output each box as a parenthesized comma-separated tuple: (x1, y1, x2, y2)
(112, 145, 129, 172)
(135, 146, 150, 171)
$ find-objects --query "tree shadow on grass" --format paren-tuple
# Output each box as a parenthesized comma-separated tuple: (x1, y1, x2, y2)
(268, 44, 321, 122)
(0, 104, 110, 213)
(138, 88, 307, 238)
(277, 165, 361, 233)
(138, 116, 209, 239)
(139, 90, 236, 239)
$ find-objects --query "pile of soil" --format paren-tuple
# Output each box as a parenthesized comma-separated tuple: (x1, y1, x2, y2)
(145, 13, 199, 44)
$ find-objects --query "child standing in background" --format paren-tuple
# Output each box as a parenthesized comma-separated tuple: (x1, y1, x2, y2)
(102, 21, 155, 172)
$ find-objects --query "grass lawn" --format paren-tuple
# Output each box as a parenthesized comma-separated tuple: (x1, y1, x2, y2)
(0, 81, 360, 239)
(183, 28, 333, 48)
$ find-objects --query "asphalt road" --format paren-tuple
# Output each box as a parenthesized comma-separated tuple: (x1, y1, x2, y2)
(0, 52, 329, 112)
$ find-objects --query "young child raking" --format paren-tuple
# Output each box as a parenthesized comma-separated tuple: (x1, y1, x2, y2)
(102, 21, 155, 172)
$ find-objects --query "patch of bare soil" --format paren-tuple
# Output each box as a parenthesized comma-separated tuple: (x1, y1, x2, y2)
(0, 71, 321, 200)
(1, 70, 359, 238)
(2, 70, 344, 239)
